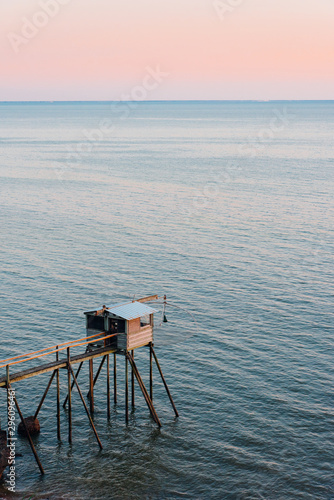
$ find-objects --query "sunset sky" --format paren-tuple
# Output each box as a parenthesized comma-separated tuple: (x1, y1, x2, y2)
(1, 0, 333, 100)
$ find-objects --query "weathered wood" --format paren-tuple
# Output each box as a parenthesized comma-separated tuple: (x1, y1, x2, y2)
(14, 393, 45, 474)
(150, 344, 153, 401)
(107, 354, 110, 419)
(113, 352, 117, 404)
(87, 355, 106, 398)
(151, 346, 178, 418)
(131, 350, 135, 408)
(89, 359, 94, 414)
(56, 347, 61, 441)
(63, 362, 83, 408)
(69, 364, 103, 450)
(33, 370, 56, 420)
(125, 356, 129, 424)
(126, 353, 161, 427)
(0, 346, 117, 388)
(136, 295, 159, 303)
(67, 348, 72, 444)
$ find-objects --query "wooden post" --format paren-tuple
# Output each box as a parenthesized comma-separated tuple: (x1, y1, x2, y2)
(131, 350, 135, 408)
(149, 344, 153, 401)
(69, 365, 103, 450)
(89, 359, 94, 414)
(125, 356, 129, 424)
(63, 362, 83, 408)
(107, 354, 110, 420)
(87, 355, 106, 398)
(151, 346, 178, 417)
(33, 370, 56, 420)
(67, 348, 72, 443)
(126, 353, 161, 427)
(113, 353, 117, 404)
(56, 347, 61, 441)
(14, 394, 45, 475)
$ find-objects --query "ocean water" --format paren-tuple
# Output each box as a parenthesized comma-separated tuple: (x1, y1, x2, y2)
(0, 101, 333, 500)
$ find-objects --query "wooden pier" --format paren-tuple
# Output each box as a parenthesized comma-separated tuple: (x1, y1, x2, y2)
(0, 295, 178, 477)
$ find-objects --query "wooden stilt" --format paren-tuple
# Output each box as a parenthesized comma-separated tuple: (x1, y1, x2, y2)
(56, 347, 61, 441)
(7, 367, 44, 475)
(113, 352, 117, 404)
(150, 346, 178, 417)
(14, 394, 45, 475)
(89, 359, 94, 414)
(87, 355, 106, 398)
(149, 344, 153, 401)
(131, 350, 135, 408)
(107, 354, 110, 420)
(126, 353, 161, 427)
(67, 348, 72, 444)
(125, 356, 129, 424)
(33, 370, 56, 420)
(69, 365, 103, 449)
(63, 362, 83, 408)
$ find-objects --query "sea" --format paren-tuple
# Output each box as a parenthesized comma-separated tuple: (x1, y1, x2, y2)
(0, 101, 333, 500)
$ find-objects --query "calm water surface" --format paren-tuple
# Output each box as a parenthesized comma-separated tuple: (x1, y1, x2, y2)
(0, 102, 333, 499)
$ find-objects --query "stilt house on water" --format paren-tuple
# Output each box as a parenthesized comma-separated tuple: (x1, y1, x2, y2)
(0, 294, 178, 478)
(84, 297, 158, 351)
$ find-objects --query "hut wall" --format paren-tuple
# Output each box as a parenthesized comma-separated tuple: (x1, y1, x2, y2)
(127, 325, 153, 350)
(127, 318, 141, 334)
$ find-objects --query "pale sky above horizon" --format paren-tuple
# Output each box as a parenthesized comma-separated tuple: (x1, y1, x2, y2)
(1, 0, 333, 101)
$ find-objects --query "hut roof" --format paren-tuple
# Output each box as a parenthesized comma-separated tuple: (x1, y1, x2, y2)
(84, 301, 157, 320)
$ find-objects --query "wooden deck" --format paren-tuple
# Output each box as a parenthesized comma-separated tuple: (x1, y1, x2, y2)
(0, 346, 117, 388)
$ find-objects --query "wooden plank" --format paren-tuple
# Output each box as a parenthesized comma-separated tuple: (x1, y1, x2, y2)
(0, 346, 117, 388)
(136, 295, 158, 303)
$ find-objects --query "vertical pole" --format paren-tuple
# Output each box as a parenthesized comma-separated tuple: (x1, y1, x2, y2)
(89, 359, 94, 414)
(113, 353, 117, 404)
(56, 347, 61, 440)
(67, 347, 72, 444)
(131, 350, 135, 408)
(63, 362, 83, 408)
(107, 354, 110, 420)
(125, 355, 129, 424)
(150, 344, 153, 401)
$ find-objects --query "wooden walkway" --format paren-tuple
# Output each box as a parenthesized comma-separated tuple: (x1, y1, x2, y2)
(0, 336, 178, 477)
(0, 345, 116, 388)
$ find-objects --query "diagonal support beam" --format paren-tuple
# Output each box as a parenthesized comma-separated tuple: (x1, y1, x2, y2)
(150, 345, 178, 417)
(6, 367, 44, 475)
(68, 364, 103, 449)
(87, 355, 106, 399)
(126, 353, 161, 427)
(34, 370, 56, 420)
(63, 362, 83, 408)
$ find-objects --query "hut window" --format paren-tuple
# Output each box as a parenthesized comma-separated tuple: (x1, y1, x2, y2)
(140, 314, 151, 327)
(87, 315, 105, 331)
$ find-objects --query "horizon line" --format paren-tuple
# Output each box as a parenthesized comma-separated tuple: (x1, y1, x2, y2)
(1, 99, 333, 103)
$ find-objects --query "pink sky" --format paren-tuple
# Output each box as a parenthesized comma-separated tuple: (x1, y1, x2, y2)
(1, 0, 333, 100)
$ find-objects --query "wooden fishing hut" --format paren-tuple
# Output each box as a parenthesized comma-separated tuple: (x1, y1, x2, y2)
(84, 299, 156, 351)
(0, 294, 178, 477)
